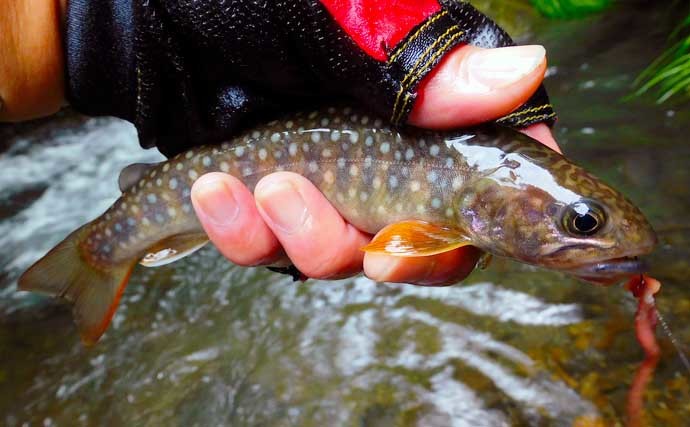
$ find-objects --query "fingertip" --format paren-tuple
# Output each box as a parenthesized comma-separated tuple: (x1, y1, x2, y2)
(255, 172, 369, 279)
(409, 44, 547, 128)
(191, 172, 282, 266)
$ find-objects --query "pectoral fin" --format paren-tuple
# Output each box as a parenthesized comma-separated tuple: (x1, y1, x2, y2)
(361, 220, 472, 257)
(140, 233, 209, 267)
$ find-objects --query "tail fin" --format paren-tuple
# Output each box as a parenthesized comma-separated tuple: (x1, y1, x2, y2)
(18, 225, 136, 346)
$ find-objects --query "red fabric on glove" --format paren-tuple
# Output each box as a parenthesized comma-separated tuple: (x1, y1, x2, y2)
(319, 0, 441, 61)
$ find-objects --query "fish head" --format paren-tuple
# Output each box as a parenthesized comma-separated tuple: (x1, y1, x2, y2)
(458, 149, 657, 284)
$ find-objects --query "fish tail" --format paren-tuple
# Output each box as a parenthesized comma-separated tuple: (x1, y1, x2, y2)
(18, 224, 136, 346)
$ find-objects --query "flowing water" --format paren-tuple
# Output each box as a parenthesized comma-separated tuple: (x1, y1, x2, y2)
(1, 3, 689, 426)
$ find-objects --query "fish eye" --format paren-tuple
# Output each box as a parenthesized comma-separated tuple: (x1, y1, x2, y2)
(562, 201, 606, 236)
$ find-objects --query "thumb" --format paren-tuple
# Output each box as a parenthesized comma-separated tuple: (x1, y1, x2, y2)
(408, 45, 547, 128)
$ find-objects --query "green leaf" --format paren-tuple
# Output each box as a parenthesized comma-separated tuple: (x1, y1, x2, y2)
(530, 0, 612, 19)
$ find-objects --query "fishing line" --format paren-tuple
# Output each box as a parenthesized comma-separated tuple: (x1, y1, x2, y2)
(654, 306, 690, 375)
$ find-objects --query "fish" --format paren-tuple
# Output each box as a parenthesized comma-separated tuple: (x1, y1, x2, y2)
(19, 107, 657, 345)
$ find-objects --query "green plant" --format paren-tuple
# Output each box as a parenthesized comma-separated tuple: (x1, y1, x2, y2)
(530, 0, 612, 19)
(632, 14, 690, 104)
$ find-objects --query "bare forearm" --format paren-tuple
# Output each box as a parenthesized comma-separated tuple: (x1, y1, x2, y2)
(0, 0, 67, 121)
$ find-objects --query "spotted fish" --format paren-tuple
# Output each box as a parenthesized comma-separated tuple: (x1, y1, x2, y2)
(19, 107, 657, 344)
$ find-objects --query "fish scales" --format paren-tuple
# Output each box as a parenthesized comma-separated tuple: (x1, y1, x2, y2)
(19, 106, 657, 345)
(89, 108, 471, 267)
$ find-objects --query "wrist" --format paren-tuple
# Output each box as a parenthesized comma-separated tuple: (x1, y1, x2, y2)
(0, 0, 67, 121)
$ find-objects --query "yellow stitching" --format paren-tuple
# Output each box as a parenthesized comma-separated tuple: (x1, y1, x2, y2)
(392, 25, 459, 118)
(394, 30, 465, 123)
(387, 10, 448, 64)
(391, 25, 460, 122)
(512, 112, 557, 126)
(499, 104, 553, 121)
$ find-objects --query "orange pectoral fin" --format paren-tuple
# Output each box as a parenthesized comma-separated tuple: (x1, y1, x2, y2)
(361, 220, 472, 257)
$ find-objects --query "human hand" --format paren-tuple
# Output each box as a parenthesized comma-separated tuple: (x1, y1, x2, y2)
(191, 44, 561, 285)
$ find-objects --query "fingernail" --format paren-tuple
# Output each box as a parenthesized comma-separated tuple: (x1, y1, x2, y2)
(257, 180, 310, 234)
(461, 45, 545, 93)
(193, 179, 240, 225)
(365, 255, 400, 282)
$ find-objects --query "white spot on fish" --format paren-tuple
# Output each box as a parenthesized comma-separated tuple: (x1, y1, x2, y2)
(147, 194, 157, 203)
(271, 132, 281, 143)
(285, 120, 294, 129)
(105, 228, 112, 237)
(429, 144, 440, 156)
(321, 148, 332, 158)
(374, 118, 383, 127)
(259, 148, 268, 160)
(349, 131, 359, 143)
(349, 165, 359, 177)
(410, 181, 421, 192)
(361, 115, 369, 125)
(364, 156, 373, 168)
(445, 157, 454, 168)
(114, 223, 123, 232)
(311, 132, 321, 143)
(418, 138, 426, 148)
(377, 205, 387, 214)
(273, 150, 283, 159)
(168, 207, 177, 218)
(156, 178, 162, 187)
(321, 118, 330, 127)
(452, 176, 463, 190)
(389, 175, 398, 188)
(380, 142, 390, 154)
(131, 205, 139, 214)
(330, 130, 341, 141)
(127, 217, 136, 226)
(146, 181, 153, 188)
(185, 151, 194, 159)
(373, 176, 382, 189)
(288, 143, 298, 156)
(431, 198, 442, 209)
(360, 192, 368, 202)
(405, 148, 414, 161)
(219, 162, 230, 173)
(203, 156, 212, 167)
(155, 213, 165, 223)
(242, 167, 253, 176)
(365, 135, 374, 146)
(336, 193, 345, 203)
(176, 163, 184, 171)
(324, 170, 335, 184)
(235, 146, 245, 157)
(417, 204, 426, 213)
(395, 202, 404, 213)
(348, 188, 357, 198)
(142, 217, 150, 226)
(188, 170, 199, 180)
(302, 143, 310, 152)
(182, 203, 192, 213)
(163, 163, 170, 172)
(337, 158, 346, 169)
(308, 111, 318, 119)
(308, 161, 318, 173)
(427, 171, 438, 183)
(251, 130, 261, 139)
(445, 207, 454, 217)
(394, 150, 401, 161)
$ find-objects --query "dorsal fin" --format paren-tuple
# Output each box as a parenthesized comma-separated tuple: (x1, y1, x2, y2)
(118, 163, 160, 192)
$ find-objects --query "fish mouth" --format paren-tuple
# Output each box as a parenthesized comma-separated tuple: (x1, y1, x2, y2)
(569, 256, 648, 285)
